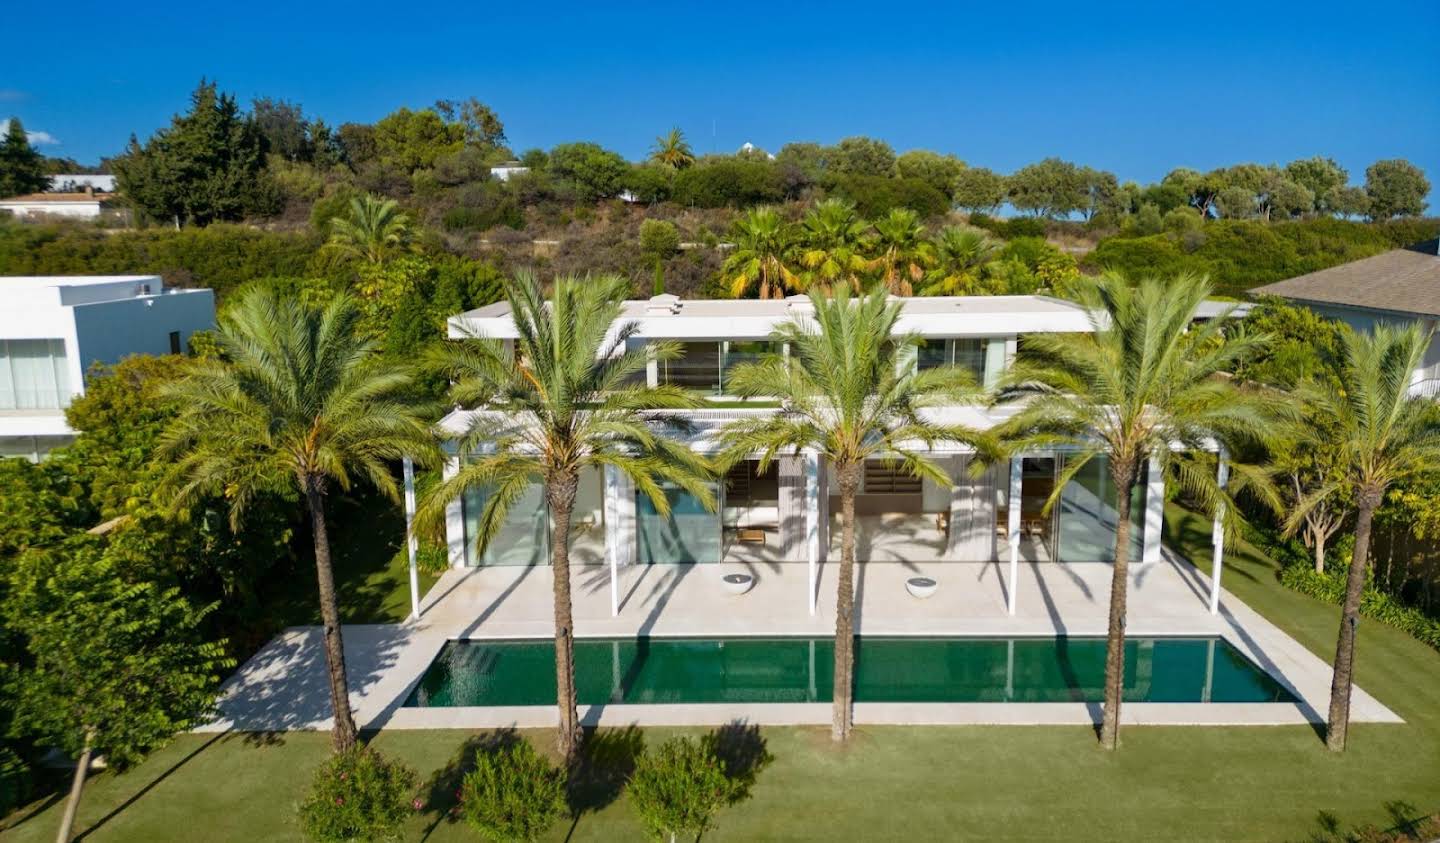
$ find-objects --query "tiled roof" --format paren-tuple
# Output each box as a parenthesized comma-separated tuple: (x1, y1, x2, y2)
(1250, 240, 1440, 318)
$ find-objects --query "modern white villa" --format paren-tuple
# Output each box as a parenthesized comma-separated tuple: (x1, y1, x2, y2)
(437, 294, 1174, 616)
(0, 275, 215, 460)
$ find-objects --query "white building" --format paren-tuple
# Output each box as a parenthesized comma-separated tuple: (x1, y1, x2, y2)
(0, 190, 117, 221)
(488, 163, 530, 182)
(435, 293, 1197, 617)
(0, 275, 215, 460)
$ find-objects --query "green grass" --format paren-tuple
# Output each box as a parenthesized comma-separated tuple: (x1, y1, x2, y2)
(4, 505, 1438, 841)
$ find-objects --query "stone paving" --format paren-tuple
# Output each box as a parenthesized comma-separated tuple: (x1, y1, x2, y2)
(200, 550, 1401, 733)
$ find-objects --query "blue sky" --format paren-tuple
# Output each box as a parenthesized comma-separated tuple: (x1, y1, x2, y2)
(5, 1, 1438, 201)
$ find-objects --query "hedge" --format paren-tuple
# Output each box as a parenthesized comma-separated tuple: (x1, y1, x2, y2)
(1279, 564, 1440, 651)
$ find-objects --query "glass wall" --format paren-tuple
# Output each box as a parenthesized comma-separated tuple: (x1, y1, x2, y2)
(0, 339, 71, 410)
(916, 338, 997, 387)
(1056, 455, 1145, 563)
(657, 341, 777, 396)
(461, 481, 551, 566)
(636, 481, 722, 564)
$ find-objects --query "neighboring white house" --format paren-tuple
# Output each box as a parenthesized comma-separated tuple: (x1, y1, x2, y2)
(0, 275, 215, 461)
(0, 189, 117, 221)
(489, 163, 530, 182)
(1252, 238, 1440, 398)
(434, 293, 1213, 617)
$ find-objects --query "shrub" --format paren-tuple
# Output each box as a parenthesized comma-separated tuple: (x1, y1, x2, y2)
(459, 739, 568, 843)
(639, 219, 680, 261)
(0, 744, 32, 817)
(826, 174, 949, 218)
(628, 736, 734, 843)
(672, 159, 785, 208)
(1279, 564, 1440, 651)
(297, 745, 418, 843)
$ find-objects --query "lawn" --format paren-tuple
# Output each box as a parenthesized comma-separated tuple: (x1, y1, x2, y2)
(3, 505, 1438, 841)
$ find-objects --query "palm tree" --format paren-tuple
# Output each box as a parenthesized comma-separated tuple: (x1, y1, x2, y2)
(722, 207, 802, 299)
(649, 127, 695, 170)
(797, 199, 875, 292)
(159, 288, 438, 752)
(1284, 323, 1440, 752)
(419, 271, 714, 761)
(870, 208, 936, 296)
(993, 272, 1280, 750)
(716, 287, 991, 742)
(326, 193, 415, 264)
(922, 226, 1001, 296)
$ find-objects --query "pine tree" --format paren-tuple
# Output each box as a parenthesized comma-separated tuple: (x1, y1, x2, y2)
(0, 117, 49, 197)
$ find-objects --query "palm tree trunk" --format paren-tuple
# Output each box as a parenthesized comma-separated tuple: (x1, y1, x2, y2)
(304, 479, 358, 753)
(55, 729, 94, 843)
(832, 460, 861, 742)
(1327, 485, 1381, 752)
(1099, 458, 1139, 750)
(547, 470, 582, 762)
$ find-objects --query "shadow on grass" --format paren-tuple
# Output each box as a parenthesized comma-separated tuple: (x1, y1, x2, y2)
(704, 720, 773, 806)
(71, 731, 232, 842)
(1300, 800, 1440, 842)
(566, 726, 645, 832)
(416, 728, 522, 841)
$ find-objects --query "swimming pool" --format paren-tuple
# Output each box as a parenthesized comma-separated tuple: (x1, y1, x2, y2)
(404, 635, 1294, 707)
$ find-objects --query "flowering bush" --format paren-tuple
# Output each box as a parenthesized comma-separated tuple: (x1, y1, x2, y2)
(459, 738, 567, 843)
(297, 745, 418, 842)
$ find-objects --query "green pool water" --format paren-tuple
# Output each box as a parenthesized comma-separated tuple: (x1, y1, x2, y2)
(404, 636, 1295, 707)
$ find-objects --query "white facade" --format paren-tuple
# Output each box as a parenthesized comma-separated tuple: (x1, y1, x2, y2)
(437, 293, 1203, 617)
(0, 194, 108, 220)
(0, 275, 215, 460)
(488, 164, 530, 182)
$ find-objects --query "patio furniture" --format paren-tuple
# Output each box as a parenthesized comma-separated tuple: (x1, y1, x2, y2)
(737, 528, 767, 544)
(905, 576, 938, 599)
(722, 573, 755, 595)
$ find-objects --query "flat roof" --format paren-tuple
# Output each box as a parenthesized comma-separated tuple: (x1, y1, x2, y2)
(451, 294, 1096, 340)
(1, 275, 161, 289)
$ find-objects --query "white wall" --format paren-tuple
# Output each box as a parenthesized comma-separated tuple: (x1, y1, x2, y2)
(0, 201, 103, 219)
(71, 290, 215, 377)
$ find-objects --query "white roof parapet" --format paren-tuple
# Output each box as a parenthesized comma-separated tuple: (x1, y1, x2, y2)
(449, 294, 1096, 341)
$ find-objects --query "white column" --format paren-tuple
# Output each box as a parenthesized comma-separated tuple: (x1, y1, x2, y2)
(1007, 456, 1022, 615)
(1209, 452, 1229, 614)
(604, 465, 621, 616)
(805, 451, 821, 616)
(403, 457, 421, 620)
(1141, 457, 1165, 564)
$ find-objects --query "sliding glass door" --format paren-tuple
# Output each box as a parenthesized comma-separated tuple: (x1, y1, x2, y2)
(636, 480, 722, 564)
(1056, 455, 1145, 563)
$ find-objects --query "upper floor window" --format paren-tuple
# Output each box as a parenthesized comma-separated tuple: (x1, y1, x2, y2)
(916, 338, 1005, 388)
(0, 338, 71, 410)
(656, 341, 779, 396)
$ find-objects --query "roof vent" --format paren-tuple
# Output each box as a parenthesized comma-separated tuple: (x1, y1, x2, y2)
(646, 294, 682, 315)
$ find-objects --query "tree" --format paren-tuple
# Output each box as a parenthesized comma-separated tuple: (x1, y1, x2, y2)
(0, 117, 49, 197)
(994, 273, 1279, 749)
(1233, 299, 1353, 573)
(671, 158, 785, 208)
(922, 226, 1000, 295)
(1215, 186, 1256, 219)
(871, 207, 935, 295)
(6, 539, 229, 843)
(723, 207, 801, 299)
(251, 97, 311, 162)
(371, 106, 464, 173)
(420, 272, 712, 761)
(1079, 166, 1119, 220)
(1285, 157, 1348, 214)
(1160, 167, 1227, 219)
(628, 736, 735, 843)
(827, 136, 896, 177)
(893, 150, 964, 195)
(158, 289, 438, 752)
(640, 218, 680, 295)
(111, 80, 277, 226)
(548, 142, 630, 201)
(433, 97, 508, 152)
(1006, 158, 1087, 218)
(716, 287, 990, 741)
(1330, 185, 1372, 219)
(649, 127, 695, 170)
(1364, 159, 1430, 219)
(325, 194, 416, 264)
(1285, 324, 1440, 751)
(797, 198, 874, 291)
(951, 167, 1006, 213)
(1258, 176, 1314, 221)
